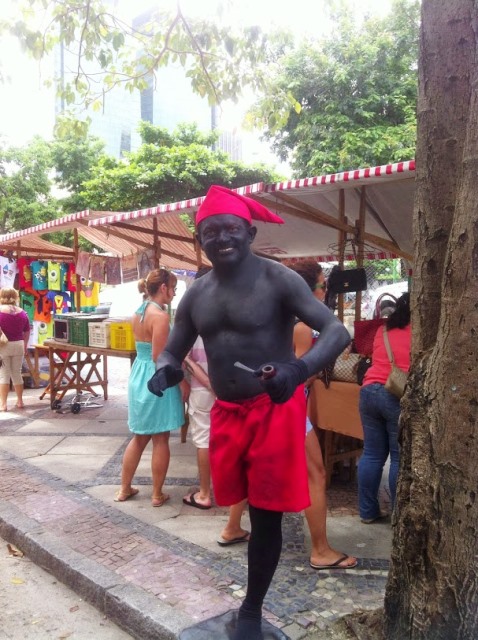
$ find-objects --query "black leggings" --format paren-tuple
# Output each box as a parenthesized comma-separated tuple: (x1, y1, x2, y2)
(233, 505, 283, 640)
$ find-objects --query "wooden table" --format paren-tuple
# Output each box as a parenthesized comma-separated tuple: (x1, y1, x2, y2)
(37, 340, 136, 408)
(308, 379, 363, 487)
(22, 350, 41, 388)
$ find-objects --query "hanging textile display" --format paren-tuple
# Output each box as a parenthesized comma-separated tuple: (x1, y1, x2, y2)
(89, 255, 107, 283)
(121, 253, 139, 283)
(105, 256, 122, 285)
(76, 251, 91, 278)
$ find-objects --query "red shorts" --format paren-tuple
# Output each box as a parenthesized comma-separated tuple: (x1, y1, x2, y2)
(209, 386, 310, 512)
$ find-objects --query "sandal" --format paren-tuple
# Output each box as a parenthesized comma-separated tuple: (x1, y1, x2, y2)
(151, 493, 170, 507)
(114, 488, 139, 502)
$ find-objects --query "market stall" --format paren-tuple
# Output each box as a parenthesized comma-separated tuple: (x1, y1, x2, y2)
(0, 208, 208, 402)
(0, 236, 76, 386)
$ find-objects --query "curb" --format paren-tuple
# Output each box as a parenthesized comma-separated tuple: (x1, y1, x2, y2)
(0, 501, 194, 640)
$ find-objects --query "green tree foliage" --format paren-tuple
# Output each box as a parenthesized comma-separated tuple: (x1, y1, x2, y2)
(79, 121, 281, 211)
(0, 120, 280, 236)
(52, 119, 106, 192)
(248, 0, 420, 176)
(0, 137, 59, 234)
(50, 117, 107, 213)
(2, 1, 286, 109)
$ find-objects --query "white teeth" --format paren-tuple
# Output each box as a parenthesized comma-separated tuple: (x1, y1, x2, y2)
(219, 248, 233, 253)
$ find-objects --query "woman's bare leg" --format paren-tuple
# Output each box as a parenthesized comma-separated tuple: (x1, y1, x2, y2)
(305, 429, 356, 567)
(151, 431, 171, 505)
(116, 434, 151, 499)
(220, 499, 248, 541)
(14, 383, 24, 408)
(0, 383, 10, 411)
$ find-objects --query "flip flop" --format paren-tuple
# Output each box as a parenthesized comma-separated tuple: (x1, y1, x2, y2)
(217, 532, 250, 547)
(182, 492, 212, 510)
(114, 488, 139, 502)
(309, 552, 358, 570)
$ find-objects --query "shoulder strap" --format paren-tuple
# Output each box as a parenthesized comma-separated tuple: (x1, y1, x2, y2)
(138, 299, 165, 323)
(147, 301, 165, 311)
(382, 327, 395, 365)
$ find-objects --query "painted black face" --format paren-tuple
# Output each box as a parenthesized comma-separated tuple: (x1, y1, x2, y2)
(197, 215, 256, 267)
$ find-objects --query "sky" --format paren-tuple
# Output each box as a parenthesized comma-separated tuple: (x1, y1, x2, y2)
(0, 0, 393, 153)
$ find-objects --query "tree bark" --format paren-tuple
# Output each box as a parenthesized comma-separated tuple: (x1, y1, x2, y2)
(384, 1, 478, 638)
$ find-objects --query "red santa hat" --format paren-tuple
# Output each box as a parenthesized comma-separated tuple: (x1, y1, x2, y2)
(195, 185, 284, 226)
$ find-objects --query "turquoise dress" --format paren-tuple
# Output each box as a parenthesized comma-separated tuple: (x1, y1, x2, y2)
(127, 301, 184, 434)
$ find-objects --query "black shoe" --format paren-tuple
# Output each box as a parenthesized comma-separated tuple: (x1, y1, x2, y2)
(360, 512, 389, 524)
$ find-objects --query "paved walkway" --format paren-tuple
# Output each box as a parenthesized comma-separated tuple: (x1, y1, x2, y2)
(0, 361, 392, 639)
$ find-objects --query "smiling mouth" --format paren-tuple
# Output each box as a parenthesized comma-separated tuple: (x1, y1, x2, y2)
(218, 247, 234, 254)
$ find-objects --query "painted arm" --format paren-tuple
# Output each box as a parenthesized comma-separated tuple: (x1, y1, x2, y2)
(148, 292, 198, 397)
(256, 266, 350, 403)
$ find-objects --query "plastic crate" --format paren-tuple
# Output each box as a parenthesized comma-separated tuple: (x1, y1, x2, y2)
(68, 315, 109, 346)
(109, 321, 135, 351)
(88, 322, 111, 348)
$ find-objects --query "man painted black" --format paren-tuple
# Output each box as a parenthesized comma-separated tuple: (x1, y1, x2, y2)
(148, 186, 350, 640)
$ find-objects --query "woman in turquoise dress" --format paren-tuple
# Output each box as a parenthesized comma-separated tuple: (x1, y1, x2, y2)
(115, 269, 187, 507)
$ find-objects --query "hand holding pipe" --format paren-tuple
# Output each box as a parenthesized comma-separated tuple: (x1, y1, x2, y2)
(234, 361, 276, 379)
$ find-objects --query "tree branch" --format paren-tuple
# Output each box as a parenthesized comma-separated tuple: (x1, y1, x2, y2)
(177, 7, 220, 104)
(76, 0, 91, 88)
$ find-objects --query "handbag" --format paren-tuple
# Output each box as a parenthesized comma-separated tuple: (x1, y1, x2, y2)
(353, 291, 399, 356)
(356, 356, 372, 385)
(353, 318, 384, 356)
(383, 327, 408, 399)
(331, 350, 362, 384)
(0, 329, 8, 346)
(326, 267, 367, 294)
(374, 293, 398, 319)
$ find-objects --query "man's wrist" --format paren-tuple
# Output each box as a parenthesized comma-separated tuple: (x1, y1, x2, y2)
(294, 359, 310, 384)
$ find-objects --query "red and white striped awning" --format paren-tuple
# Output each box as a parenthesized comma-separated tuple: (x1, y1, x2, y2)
(3, 160, 415, 266)
(90, 160, 415, 263)
(0, 234, 74, 259)
(0, 209, 204, 270)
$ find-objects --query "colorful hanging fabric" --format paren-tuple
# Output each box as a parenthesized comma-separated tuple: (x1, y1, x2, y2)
(20, 290, 35, 323)
(32, 290, 53, 323)
(18, 258, 33, 289)
(79, 278, 99, 311)
(36, 320, 53, 344)
(47, 291, 71, 315)
(0, 256, 18, 288)
(47, 261, 68, 291)
(31, 260, 48, 290)
(67, 263, 77, 292)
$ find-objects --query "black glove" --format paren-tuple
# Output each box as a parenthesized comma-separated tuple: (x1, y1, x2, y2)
(147, 365, 184, 397)
(254, 359, 309, 404)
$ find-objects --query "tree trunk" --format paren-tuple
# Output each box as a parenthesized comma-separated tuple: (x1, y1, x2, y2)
(384, 1, 478, 638)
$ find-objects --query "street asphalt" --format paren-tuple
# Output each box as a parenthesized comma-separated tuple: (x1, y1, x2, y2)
(0, 358, 392, 639)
